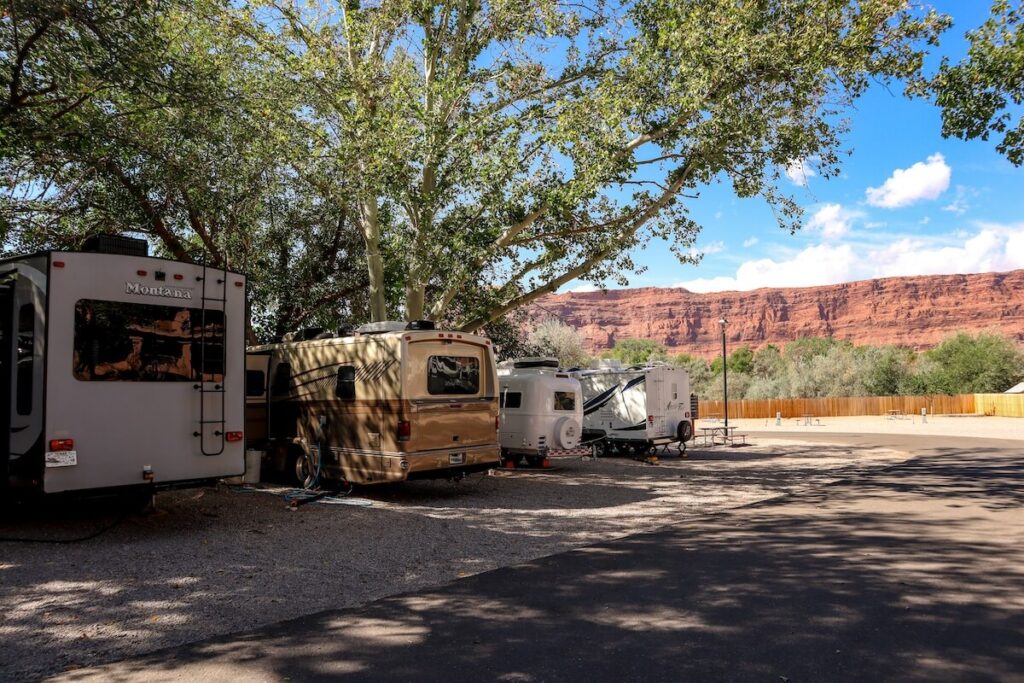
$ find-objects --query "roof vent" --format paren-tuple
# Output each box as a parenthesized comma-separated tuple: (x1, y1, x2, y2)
(81, 234, 149, 257)
(337, 324, 355, 338)
(282, 327, 327, 342)
(355, 321, 407, 335)
(405, 320, 436, 331)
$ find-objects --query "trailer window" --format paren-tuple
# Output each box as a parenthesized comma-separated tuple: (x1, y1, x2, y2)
(270, 363, 291, 397)
(501, 391, 522, 409)
(427, 356, 479, 395)
(246, 370, 266, 397)
(554, 391, 576, 411)
(73, 300, 225, 382)
(336, 366, 356, 400)
(16, 303, 34, 415)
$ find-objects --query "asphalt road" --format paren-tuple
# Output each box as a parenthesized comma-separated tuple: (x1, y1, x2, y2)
(53, 433, 1024, 682)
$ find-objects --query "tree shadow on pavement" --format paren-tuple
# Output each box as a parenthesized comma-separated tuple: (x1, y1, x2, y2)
(59, 445, 1024, 682)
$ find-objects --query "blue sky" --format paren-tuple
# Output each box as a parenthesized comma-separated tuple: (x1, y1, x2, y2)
(566, 2, 1024, 294)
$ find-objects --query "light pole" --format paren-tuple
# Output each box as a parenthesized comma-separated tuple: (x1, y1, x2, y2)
(719, 317, 728, 429)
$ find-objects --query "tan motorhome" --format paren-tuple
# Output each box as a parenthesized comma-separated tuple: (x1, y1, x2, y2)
(246, 321, 501, 486)
(1, 235, 247, 496)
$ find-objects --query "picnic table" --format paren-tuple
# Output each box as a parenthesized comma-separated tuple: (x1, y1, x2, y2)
(698, 425, 747, 447)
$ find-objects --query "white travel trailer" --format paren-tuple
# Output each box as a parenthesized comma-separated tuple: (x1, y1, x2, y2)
(497, 358, 583, 466)
(572, 361, 695, 457)
(246, 321, 501, 486)
(1, 235, 247, 495)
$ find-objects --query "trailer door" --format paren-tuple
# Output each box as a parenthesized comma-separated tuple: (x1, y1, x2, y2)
(245, 353, 270, 444)
(0, 274, 13, 487)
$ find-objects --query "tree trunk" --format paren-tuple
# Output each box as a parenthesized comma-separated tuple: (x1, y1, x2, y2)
(360, 198, 387, 322)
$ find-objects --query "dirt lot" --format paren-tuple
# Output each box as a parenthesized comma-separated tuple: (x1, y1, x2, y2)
(1, 439, 907, 681)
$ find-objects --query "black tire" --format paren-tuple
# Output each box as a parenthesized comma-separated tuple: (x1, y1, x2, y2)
(677, 420, 693, 443)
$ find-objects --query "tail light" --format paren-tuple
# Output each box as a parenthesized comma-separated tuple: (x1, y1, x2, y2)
(225, 431, 244, 443)
(495, 415, 500, 431)
(398, 420, 412, 441)
(49, 438, 74, 451)
(684, 411, 690, 418)
(647, 415, 654, 423)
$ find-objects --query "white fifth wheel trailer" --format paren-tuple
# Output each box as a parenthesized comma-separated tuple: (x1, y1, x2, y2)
(0, 235, 247, 496)
(497, 358, 583, 466)
(571, 361, 695, 457)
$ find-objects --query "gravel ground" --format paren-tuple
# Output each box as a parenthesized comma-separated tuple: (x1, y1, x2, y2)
(0, 439, 906, 681)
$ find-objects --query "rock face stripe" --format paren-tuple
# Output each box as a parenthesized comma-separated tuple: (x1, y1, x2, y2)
(538, 269, 1024, 357)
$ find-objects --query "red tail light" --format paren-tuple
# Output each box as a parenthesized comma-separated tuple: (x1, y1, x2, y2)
(495, 415, 500, 431)
(398, 420, 412, 441)
(648, 415, 654, 423)
(225, 431, 244, 443)
(49, 439, 74, 451)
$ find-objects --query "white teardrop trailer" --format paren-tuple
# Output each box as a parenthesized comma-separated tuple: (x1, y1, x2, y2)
(571, 360, 695, 459)
(497, 358, 583, 468)
(1, 235, 247, 497)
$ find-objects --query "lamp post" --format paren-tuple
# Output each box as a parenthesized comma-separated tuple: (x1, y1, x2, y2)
(719, 317, 728, 429)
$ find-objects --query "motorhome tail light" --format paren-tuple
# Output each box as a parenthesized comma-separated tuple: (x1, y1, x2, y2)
(53, 261, 65, 268)
(137, 270, 147, 276)
(173, 273, 184, 281)
(234, 281, 244, 287)
(398, 420, 412, 441)
(49, 439, 74, 451)
(225, 431, 244, 443)
(495, 416, 500, 431)
(685, 411, 690, 419)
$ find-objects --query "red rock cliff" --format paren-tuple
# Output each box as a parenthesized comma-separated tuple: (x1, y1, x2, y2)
(535, 270, 1024, 357)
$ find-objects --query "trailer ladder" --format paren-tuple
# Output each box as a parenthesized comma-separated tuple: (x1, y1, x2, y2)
(194, 259, 227, 456)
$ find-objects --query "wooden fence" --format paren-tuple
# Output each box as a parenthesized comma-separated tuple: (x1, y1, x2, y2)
(973, 393, 1024, 417)
(695, 394, 1024, 419)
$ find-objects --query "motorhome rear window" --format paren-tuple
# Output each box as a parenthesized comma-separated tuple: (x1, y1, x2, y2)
(501, 391, 522, 409)
(427, 356, 480, 395)
(73, 300, 225, 382)
(554, 391, 576, 411)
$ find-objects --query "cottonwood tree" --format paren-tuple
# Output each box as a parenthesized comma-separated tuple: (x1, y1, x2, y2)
(915, 0, 1023, 166)
(1, 2, 369, 338)
(248, 0, 948, 329)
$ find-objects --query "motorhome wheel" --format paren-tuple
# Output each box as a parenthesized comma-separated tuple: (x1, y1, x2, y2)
(290, 451, 316, 489)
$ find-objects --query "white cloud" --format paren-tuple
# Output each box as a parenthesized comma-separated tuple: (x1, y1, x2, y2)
(785, 158, 817, 186)
(568, 283, 601, 293)
(807, 203, 862, 239)
(742, 237, 759, 248)
(687, 241, 726, 259)
(942, 185, 972, 215)
(676, 222, 1024, 292)
(866, 153, 951, 208)
(920, 216, 931, 225)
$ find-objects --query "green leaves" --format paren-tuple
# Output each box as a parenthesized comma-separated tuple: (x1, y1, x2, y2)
(916, 0, 1023, 165)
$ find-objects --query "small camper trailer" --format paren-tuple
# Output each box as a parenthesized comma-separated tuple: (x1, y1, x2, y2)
(246, 322, 501, 486)
(572, 361, 694, 457)
(1, 236, 247, 495)
(497, 358, 583, 465)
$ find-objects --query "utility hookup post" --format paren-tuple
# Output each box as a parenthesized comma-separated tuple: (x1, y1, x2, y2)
(921, 408, 927, 424)
(776, 411, 782, 426)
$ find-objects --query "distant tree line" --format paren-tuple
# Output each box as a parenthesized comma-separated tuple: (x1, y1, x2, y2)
(525, 322, 1024, 398)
